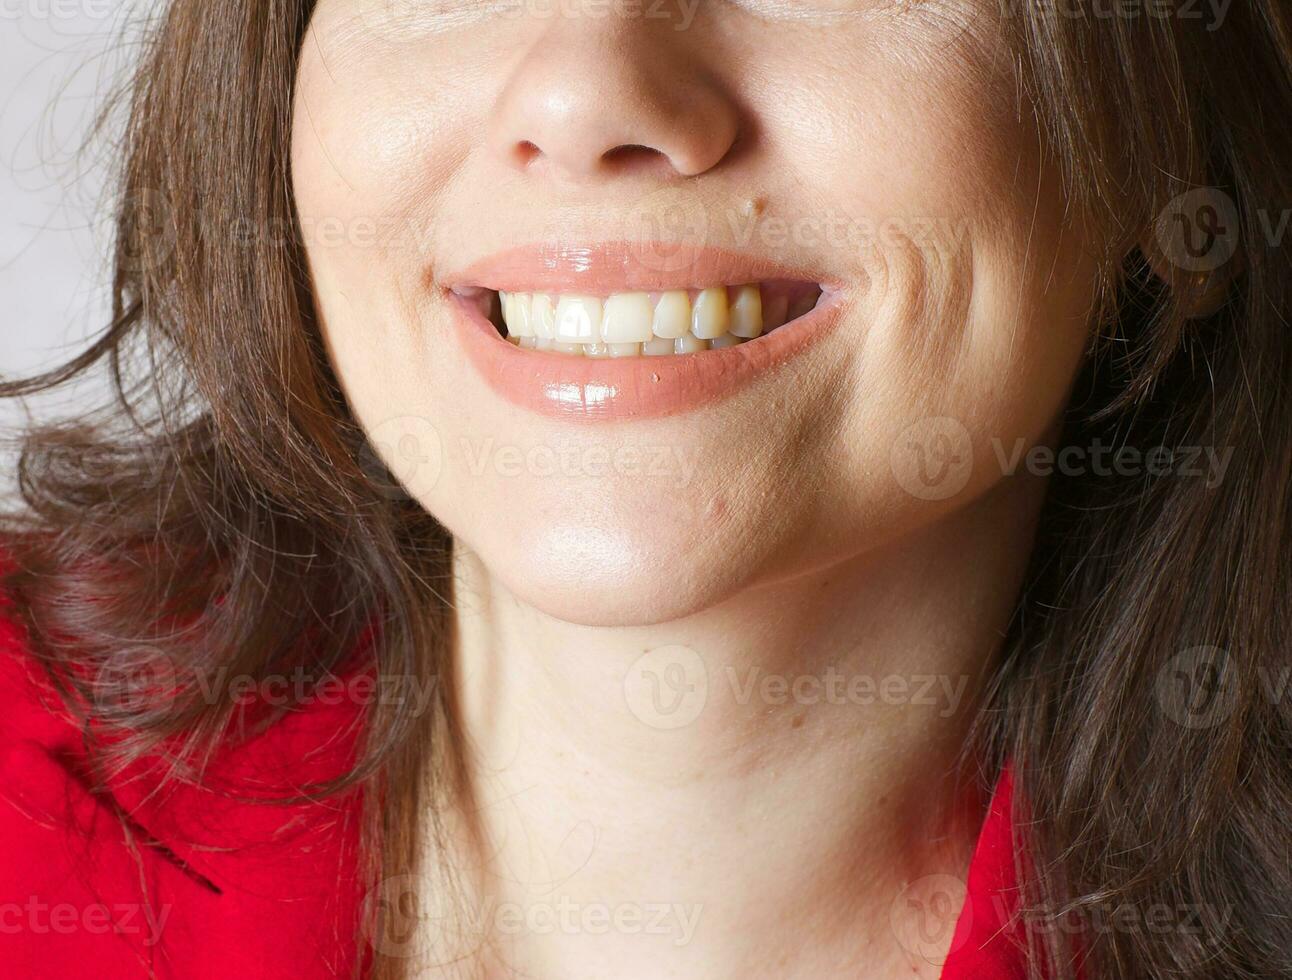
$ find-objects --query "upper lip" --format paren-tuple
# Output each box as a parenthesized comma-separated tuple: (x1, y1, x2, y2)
(444, 241, 836, 295)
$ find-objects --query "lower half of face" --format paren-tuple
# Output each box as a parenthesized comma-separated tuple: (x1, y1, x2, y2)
(292, 1, 1102, 626)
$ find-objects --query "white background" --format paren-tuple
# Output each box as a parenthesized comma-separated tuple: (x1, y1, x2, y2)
(0, 1, 145, 491)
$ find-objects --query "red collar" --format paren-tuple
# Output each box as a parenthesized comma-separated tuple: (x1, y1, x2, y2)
(941, 765, 1030, 978)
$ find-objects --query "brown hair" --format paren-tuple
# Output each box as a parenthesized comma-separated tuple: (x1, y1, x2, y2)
(3, 2, 1290, 977)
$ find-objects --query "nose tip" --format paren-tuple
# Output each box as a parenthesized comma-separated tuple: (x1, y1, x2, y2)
(489, 22, 740, 183)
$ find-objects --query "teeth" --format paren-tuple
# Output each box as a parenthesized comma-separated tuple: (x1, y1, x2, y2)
(501, 292, 535, 338)
(729, 285, 763, 339)
(690, 287, 730, 339)
(554, 295, 602, 342)
(601, 292, 655, 343)
(652, 291, 691, 339)
(532, 294, 556, 339)
(496, 283, 821, 357)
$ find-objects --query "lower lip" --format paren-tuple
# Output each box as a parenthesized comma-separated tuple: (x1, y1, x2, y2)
(447, 291, 847, 422)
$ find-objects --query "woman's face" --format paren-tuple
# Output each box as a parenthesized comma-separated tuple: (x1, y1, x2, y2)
(292, 0, 1101, 626)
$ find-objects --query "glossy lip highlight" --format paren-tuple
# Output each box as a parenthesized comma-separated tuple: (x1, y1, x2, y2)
(443, 242, 849, 422)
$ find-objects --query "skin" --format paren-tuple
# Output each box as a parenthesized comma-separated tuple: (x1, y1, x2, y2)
(291, 1, 1104, 976)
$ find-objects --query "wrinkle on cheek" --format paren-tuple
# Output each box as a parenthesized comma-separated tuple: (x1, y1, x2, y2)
(857, 222, 977, 389)
(804, 36, 1047, 391)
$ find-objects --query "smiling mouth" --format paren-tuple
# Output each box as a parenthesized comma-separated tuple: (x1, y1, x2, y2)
(452, 281, 826, 357)
(443, 242, 848, 419)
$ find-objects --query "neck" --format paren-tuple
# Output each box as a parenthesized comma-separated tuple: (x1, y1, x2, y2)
(431, 472, 1045, 980)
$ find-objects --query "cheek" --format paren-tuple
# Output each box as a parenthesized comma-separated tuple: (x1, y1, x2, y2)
(290, 15, 486, 304)
(291, 25, 464, 449)
(754, 28, 1097, 500)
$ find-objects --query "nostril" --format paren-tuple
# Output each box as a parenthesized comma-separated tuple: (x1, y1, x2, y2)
(600, 143, 674, 175)
(513, 140, 542, 168)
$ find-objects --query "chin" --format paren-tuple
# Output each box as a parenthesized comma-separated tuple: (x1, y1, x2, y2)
(456, 515, 761, 628)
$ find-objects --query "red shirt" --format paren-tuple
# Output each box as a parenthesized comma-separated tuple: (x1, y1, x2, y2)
(0, 609, 1029, 978)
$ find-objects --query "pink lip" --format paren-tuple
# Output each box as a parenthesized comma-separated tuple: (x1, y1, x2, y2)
(443, 242, 848, 422)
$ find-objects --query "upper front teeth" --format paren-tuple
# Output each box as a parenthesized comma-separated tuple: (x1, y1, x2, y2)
(553, 295, 601, 341)
(498, 284, 819, 355)
(603, 292, 654, 342)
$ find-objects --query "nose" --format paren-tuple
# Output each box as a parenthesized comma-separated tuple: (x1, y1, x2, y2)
(488, 14, 740, 182)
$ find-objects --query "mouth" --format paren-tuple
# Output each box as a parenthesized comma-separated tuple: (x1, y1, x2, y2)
(443, 242, 847, 421)
(451, 280, 826, 357)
